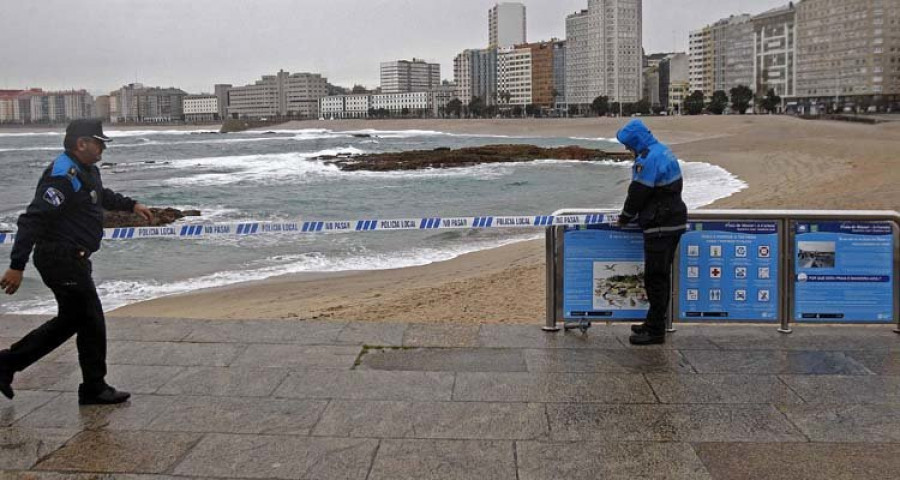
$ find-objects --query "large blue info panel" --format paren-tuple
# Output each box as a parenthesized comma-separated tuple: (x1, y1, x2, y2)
(678, 221, 780, 322)
(563, 225, 648, 320)
(793, 221, 894, 323)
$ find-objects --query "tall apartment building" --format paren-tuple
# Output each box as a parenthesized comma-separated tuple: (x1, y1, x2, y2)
(713, 15, 755, 93)
(227, 70, 327, 119)
(214, 84, 232, 119)
(94, 95, 111, 121)
(690, 15, 755, 99)
(498, 46, 533, 106)
(565, 0, 643, 106)
(753, 4, 797, 101)
(380, 59, 441, 94)
(689, 26, 714, 98)
(552, 41, 567, 108)
(523, 40, 564, 108)
(795, 0, 900, 108)
(489, 3, 527, 49)
(660, 53, 689, 111)
(110, 84, 186, 123)
(453, 48, 498, 105)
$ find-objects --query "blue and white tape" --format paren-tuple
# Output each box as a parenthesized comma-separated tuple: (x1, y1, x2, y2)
(0, 213, 618, 245)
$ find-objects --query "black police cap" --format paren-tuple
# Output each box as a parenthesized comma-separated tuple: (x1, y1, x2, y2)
(64, 119, 112, 145)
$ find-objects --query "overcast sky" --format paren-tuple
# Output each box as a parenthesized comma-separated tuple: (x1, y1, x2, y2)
(2, 0, 787, 95)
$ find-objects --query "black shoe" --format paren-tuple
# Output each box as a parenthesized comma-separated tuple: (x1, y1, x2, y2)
(631, 323, 648, 333)
(78, 386, 131, 405)
(629, 331, 666, 345)
(0, 368, 13, 400)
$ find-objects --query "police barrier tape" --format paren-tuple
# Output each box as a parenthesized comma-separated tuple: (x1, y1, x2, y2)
(0, 213, 620, 246)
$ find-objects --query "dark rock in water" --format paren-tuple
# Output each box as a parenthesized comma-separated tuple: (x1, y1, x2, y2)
(103, 207, 201, 228)
(315, 144, 632, 172)
(352, 133, 372, 138)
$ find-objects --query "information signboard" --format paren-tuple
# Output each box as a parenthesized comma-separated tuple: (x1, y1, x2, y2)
(677, 221, 780, 322)
(793, 221, 895, 323)
(562, 225, 648, 320)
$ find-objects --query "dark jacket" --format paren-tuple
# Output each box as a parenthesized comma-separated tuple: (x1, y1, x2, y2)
(616, 119, 688, 237)
(9, 153, 137, 270)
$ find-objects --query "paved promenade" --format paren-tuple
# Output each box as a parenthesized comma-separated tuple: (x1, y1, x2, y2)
(1, 314, 899, 479)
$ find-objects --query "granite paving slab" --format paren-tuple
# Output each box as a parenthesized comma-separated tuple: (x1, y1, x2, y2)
(681, 350, 874, 375)
(843, 350, 900, 375)
(368, 439, 516, 480)
(545, 403, 806, 442)
(402, 324, 480, 347)
(779, 403, 900, 442)
(183, 319, 346, 344)
(0, 427, 79, 470)
(274, 370, 455, 401)
(104, 341, 244, 367)
(10, 362, 79, 391)
(0, 316, 49, 338)
(695, 442, 900, 480)
(709, 329, 900, 351)
(46, 365, 184, 394)
(517, 441, 712, 480)
(14, 394, 174, 430)
(156, 366, 290, 397)
(359, 347, 526, 372)
(145, 396, 326, 435)
(172, 433, 377, 479)
(779, 375, 900, 404)
(646, 374, 805, 404)
(231, 344, 360, 369)
(336, 322, 407, 346)
(34, 430, 202, 474)
(478, 324, 625, 349)
(524, 348, 695, 373)
(0, 391, 60, 427)
(312, 400, 548, 440)
(105, 317, 195, 342)
(453, 372, 656, 403)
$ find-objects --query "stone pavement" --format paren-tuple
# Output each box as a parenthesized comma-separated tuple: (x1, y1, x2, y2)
(1, 314, 899, 480)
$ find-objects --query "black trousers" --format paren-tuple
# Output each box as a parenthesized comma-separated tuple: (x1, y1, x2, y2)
(1, 244, 107, 392)
(643, 234, 682, 335)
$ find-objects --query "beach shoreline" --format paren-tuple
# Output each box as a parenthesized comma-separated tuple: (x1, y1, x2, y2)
(102, 116, 900, 322)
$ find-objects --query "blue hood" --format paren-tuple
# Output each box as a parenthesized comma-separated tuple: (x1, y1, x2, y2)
(616, 119, 657, 153)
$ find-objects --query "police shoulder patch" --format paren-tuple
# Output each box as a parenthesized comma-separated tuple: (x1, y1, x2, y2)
(42, 187, 65, 207)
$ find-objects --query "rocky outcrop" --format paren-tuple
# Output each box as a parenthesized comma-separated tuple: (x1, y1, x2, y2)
(103, 208, 201, 228)
(316, 144, 631, 171)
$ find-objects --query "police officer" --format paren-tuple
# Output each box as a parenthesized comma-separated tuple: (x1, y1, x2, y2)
(616, 119, 688, 345)
(0, 119, 153, 404)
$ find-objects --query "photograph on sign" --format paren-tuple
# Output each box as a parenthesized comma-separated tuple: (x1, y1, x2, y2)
(797, 241, 836, 268)
(592, 262, 648, 310)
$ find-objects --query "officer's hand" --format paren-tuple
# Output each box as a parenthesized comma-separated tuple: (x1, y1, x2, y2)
(0, 269, 23, 295)
(133, 203, 154, 224)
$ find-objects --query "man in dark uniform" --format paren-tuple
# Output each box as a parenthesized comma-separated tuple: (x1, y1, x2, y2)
(0, 119, 153, 404)
(616, 119, 688, 345)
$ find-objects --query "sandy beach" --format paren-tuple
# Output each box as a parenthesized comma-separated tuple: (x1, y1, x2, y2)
(110, 115, 900, 322)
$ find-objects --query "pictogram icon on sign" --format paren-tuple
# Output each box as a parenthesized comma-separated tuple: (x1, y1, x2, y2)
(710, 267, 722, 279)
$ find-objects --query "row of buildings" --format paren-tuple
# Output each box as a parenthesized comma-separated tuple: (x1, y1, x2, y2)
(3, 0, 897, 123)
(686, 0, 900, 112)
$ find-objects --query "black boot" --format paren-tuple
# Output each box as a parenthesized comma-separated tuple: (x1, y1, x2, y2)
(78, 385, 131, 405)
(631, 323, 648, 334)
(629, 330, 666, 345)
(0, 367, 13, 400)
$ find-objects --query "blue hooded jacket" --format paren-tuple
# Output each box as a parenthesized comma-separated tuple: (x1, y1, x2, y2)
(616, 119, 688, 236)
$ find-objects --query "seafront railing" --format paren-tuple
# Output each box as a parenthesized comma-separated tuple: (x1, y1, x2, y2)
(545, 209, 900, 334)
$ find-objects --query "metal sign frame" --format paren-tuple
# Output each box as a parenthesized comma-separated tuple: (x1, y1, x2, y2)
(545, 209, 900, 335)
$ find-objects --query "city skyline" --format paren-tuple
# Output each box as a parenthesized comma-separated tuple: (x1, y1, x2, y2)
(3, 0, 786, 94)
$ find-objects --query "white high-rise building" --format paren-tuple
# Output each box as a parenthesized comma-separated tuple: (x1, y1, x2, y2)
(497, 47, 533, 106)
(489, 3, 527, 49)
(380, 59, 441, 94)
(565, 0, 643, 106)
